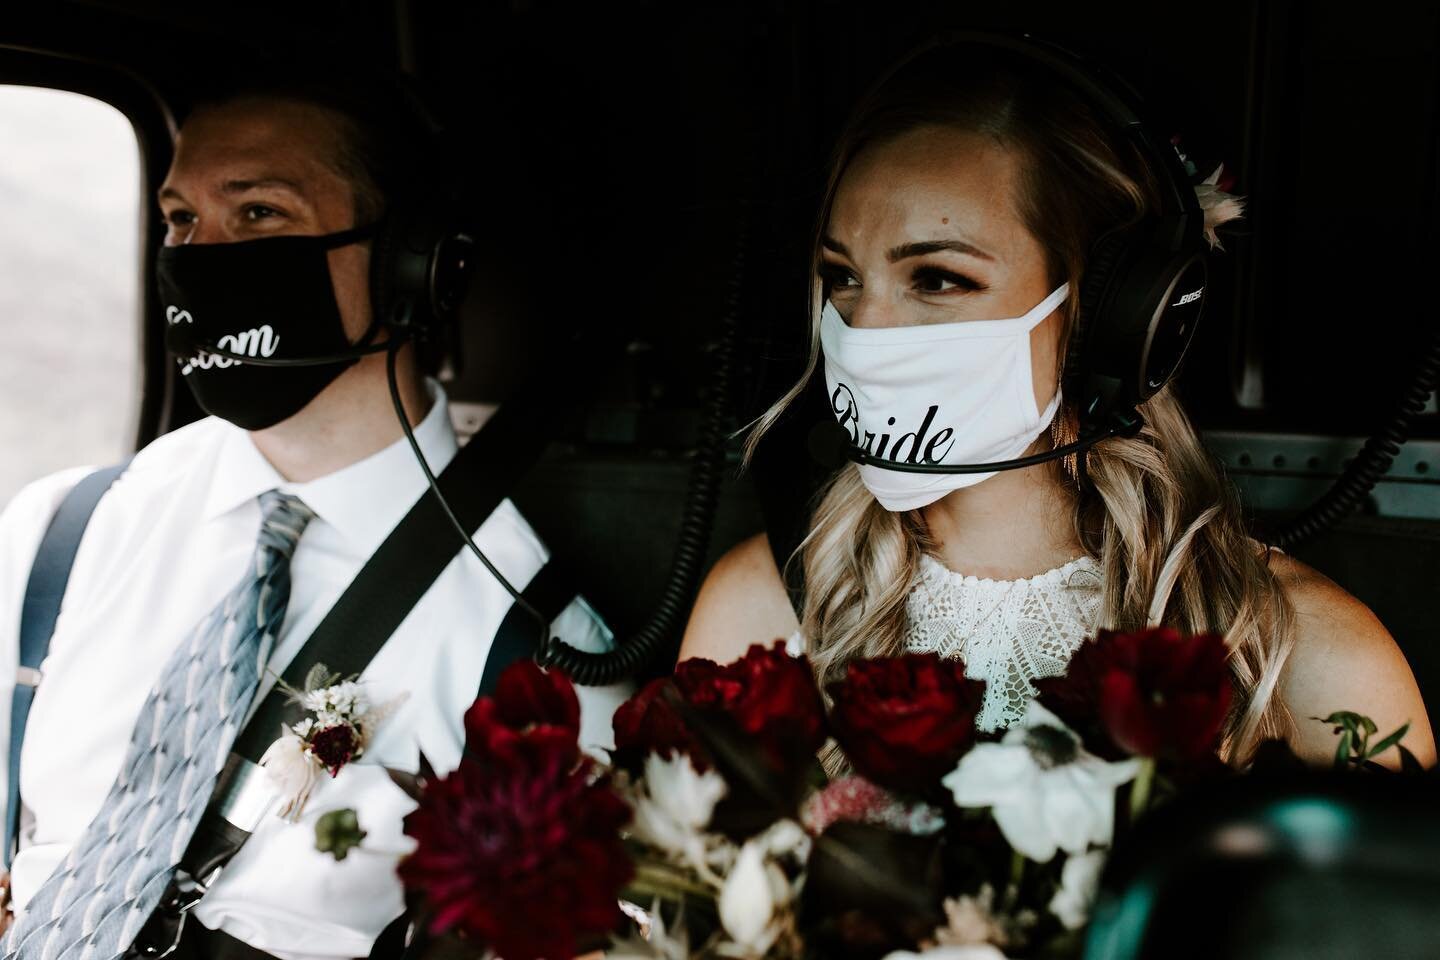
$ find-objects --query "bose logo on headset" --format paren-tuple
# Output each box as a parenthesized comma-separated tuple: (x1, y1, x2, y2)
(1173, 287, 1204, 307)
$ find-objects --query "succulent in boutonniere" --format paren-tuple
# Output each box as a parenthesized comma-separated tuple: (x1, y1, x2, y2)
(258, 662, 407, 820)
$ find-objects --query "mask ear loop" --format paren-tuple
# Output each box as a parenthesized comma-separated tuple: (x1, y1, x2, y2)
(335, 218, 397, 355)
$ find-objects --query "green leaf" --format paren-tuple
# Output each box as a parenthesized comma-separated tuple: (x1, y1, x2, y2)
(1319, 711, 1363, 729)
(1359, 715, 1378, 737)
(1334, 728, 1354, 770)
(1364, 723, 1410, 761)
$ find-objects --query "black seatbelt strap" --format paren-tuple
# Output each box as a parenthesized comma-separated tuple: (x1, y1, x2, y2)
(8, 459, 132, 870)
(233, 407, 568, 764)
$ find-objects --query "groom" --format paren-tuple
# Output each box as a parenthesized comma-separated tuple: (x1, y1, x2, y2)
(0, 68, 626, 956)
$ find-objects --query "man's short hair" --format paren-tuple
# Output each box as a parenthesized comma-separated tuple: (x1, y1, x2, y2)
(185, 63, 435, 223)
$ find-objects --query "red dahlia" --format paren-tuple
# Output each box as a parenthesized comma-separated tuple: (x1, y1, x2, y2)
(493, 658, 581, 734)
(403, 692, 633, 959)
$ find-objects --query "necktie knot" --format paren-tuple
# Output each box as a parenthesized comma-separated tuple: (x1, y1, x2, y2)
(256, 491, 315, 559)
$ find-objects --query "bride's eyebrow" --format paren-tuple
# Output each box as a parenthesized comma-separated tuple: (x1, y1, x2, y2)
(887, 239, 995, 263)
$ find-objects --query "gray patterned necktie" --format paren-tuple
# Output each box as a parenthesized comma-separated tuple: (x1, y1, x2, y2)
(4, 491, 315, 959)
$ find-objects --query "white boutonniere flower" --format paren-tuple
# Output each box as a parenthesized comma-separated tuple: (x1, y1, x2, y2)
(942, 700, 1140, 863)
(258, 663, 407, 821)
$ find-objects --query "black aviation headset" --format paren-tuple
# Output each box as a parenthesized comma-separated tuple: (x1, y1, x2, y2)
(811, 30, 1214, 475)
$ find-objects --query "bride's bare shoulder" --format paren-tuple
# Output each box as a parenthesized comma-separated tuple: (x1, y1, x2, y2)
(1267, 550, 1436, 768)
(679, 532, 801, 665)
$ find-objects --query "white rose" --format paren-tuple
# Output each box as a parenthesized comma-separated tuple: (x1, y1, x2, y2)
(943, 701, 1139, 863)
(1048, 849, 1107, 930)
(718, 839, 791, 956)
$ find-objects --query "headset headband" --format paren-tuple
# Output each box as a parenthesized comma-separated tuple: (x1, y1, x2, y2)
(929, 31, 1204, 250)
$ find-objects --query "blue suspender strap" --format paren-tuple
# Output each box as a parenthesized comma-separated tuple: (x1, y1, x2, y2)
(8, 460, 130, 869)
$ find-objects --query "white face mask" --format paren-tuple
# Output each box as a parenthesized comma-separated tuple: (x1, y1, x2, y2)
(820, 283, 1069, 512)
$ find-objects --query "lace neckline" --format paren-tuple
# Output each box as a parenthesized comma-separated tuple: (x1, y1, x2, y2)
(905, 552, 1104, 733)
(916, 552, 1100, 589)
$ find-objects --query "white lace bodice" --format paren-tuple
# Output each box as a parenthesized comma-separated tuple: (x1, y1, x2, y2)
(904, 553, 1104, 732)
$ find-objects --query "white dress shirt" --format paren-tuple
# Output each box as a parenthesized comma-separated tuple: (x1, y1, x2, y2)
(0, 384, 630, 958)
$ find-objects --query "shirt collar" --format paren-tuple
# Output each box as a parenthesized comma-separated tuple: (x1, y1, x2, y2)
(203, 380, 459, 558)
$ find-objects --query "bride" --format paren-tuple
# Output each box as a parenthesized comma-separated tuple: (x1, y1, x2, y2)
(680, 36, 1435, 767)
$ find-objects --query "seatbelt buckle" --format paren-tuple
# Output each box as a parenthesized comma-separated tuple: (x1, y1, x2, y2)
(127, 869, 210, 959)
(15, 668, 41, 688)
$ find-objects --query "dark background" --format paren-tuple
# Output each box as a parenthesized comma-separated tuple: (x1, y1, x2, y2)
(2, 0, 1437, 683)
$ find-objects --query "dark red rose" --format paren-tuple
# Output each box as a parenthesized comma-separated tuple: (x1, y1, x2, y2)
(493, 659, 581, 734)
(310, 724, 360, 776)
(400, 730, 633, 959)
(716, 643, 828, 761)
(611, 677, 708, 774)
(1044, 628, 1233, 760)
(672, 655, 746, 712)
(827, 654, 984, 793)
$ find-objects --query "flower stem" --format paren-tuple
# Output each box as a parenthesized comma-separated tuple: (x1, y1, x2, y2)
(1129, 757, 1156, 820)
(1009, 850, 1025, 891)
(627, 862, 719, 902)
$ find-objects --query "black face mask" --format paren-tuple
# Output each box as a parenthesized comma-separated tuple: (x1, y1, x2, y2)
(156, 223, 381, 431)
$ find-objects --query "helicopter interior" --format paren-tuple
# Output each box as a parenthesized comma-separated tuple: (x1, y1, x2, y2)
(1, 0, 1436, 698)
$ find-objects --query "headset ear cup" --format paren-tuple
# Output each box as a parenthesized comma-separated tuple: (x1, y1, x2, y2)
(1067, 230, 1129, 426)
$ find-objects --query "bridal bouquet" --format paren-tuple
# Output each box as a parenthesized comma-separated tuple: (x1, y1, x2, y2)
(350, 629, 1414, 960)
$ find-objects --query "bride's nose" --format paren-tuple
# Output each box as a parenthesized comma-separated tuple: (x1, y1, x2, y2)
(848, 292, 911, 330)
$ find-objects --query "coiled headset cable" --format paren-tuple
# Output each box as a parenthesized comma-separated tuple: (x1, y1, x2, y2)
(381, 262, 742, 686)
(1273, 324, 1440, 548)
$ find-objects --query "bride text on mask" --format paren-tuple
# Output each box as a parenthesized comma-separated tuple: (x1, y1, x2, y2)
(833, 383, 956, 464)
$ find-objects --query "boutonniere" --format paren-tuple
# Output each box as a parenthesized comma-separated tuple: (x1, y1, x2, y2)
(258, 663, 408, 821)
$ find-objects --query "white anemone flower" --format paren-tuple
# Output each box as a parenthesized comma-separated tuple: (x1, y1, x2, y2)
(1049, 849, 1108, 930)
(718, 839, 791, 957)
(943, 701, 1140, 862)
(629, 753, 728, 878)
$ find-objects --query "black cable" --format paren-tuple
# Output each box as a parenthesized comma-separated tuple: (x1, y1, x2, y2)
(1273, 324, 1440, 549)
(384, 336, 550, 630)
(535, 245, 743, 685)
(812, 414, 1141, 474)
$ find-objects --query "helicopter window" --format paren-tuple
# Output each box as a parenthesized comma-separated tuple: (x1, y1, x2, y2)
(0, 85, 141, 507)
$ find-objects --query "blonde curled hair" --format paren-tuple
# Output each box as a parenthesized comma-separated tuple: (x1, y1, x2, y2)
(746, 43, 1295, 764)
